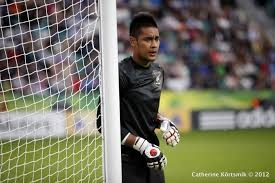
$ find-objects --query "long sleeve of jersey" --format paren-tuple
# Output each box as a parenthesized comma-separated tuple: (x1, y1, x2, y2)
(119, 65, 131, 141)
(96, 61, 131, 141)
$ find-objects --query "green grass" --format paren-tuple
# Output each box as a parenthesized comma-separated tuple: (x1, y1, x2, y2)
(0, 136, 103, 183)
(3, 91, 100, 111)
(1, 128, 275, 183)
(162, 128, 275, 183)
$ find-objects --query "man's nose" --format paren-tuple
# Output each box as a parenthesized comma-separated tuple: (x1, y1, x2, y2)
(151, 40, 158, 48)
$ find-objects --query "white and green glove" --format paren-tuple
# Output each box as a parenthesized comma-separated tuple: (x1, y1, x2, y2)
(158, 115, 180, 147)
(133, 137, 167, 170)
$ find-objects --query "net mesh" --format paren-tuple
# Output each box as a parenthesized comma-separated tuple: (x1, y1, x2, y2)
(0, 0, 102, 182)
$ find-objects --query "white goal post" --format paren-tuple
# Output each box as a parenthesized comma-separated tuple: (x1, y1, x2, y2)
(0, 0, 121, 182)
(99, 0, 122, 182)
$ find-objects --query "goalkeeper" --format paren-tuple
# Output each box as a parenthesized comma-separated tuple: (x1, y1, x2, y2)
(97, 12, 180, 183)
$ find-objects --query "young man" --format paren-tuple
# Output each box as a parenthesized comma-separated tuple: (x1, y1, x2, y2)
(97, 12, 180, 183)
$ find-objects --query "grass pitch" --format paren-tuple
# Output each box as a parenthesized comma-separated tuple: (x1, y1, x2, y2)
(162, 128, 275, 183)
(1, 128, 274, 183)
(0, 136, 103, 183)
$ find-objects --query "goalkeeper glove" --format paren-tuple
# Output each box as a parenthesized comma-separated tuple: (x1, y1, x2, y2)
(158, 115, 180, 147)
(133, 137, 167, 170)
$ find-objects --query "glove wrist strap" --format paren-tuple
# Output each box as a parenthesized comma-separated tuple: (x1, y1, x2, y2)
(133, 137, 149, 154)
(160, 120, 170, 132)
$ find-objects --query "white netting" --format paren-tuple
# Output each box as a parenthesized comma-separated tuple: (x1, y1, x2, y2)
(0, 0, 102, 182)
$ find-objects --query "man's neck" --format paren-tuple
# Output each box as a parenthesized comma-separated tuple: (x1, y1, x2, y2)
(132, 56, 151, 68)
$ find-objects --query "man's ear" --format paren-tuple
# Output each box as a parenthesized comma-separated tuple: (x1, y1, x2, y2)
(129, 36, 137, 47)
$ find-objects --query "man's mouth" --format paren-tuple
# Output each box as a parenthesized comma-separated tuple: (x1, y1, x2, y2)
(149, 51, 157, 55)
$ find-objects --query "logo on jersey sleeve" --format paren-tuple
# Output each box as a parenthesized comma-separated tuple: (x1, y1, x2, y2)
(152, 70, 163, 90)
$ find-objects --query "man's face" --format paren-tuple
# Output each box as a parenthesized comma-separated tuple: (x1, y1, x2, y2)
(130, 27, 160, 63)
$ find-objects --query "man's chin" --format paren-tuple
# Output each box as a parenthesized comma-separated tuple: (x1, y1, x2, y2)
(147, 56, 157, 62)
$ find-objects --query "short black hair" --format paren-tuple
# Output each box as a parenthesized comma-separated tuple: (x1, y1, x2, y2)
(129, 12, 158, 38)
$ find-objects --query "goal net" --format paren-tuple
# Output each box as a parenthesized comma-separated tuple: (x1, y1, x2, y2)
(0, 0, 120, 182)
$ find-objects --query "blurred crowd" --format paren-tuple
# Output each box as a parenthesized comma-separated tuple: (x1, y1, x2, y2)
(254, 0, 275, 18)
(117, 0, 275, 91)
(0, 0, 275, 97)
(0, 0, 99, 96)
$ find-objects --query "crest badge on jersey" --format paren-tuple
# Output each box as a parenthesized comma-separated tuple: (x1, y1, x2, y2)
(152, 70, 163, 90)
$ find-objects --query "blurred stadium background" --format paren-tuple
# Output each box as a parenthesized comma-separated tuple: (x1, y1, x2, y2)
(1, 0, 275, 182)
(118, 1, 275, 181)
